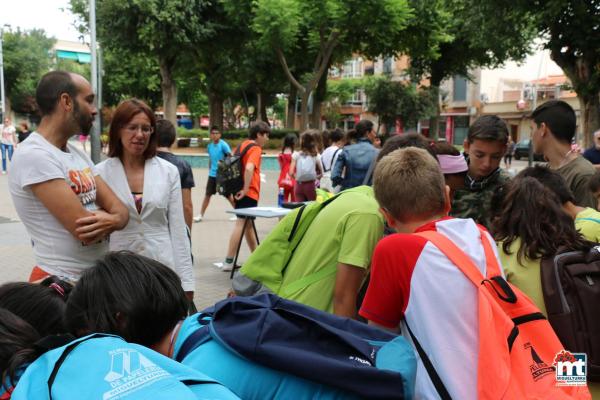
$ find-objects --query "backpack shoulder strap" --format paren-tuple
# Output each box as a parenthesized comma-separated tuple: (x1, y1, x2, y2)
(326, 148, 341, 172)
(404, 320, 452, 400)
(362, 158, 377, 185)
(415, 227, 501, 284)
(238, 142, 257, 158)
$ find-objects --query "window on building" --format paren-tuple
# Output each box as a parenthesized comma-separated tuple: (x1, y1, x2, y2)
(329, 66, 340, 78)
(453, 75, 468, 102)
(383, 57, 394, 75)
(342, 58, 364, 78)
(346, 89, 365, 105)
(453, 116, 470, 145)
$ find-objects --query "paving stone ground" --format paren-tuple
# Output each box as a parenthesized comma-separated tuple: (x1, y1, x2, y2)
(0, 141, 280, 310)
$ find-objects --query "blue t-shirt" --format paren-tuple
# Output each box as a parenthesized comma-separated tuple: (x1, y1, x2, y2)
(173, 314, 358, 400)
(207, 140, 231, 177)
(10, 334, 239, 400)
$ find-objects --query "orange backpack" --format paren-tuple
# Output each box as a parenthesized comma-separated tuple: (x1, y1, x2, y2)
(415, 229, 591, 400)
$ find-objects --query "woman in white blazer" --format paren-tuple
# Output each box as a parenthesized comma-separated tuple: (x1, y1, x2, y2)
(96, 99, 194, 299)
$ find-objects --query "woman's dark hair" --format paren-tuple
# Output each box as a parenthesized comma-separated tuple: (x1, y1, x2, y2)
(329, 128, 344, 144)
(299, 130, 319, 156)
(433, 141, 461, 156)
(0, 278, 71, 337)
(311, 130, 324, 153)
(108, 99, 157, 160)
(492, 177, 594, 264)
(345, 129, 358, 144)
(66, 251, 188, 347)
(517, 165, 575, 204)
(321, 130, 331, 149)
(0, 308, 42, 389)
(281, 133, 297, 153)
(377, 133, 436, 161)
(355, 120, 374, 138)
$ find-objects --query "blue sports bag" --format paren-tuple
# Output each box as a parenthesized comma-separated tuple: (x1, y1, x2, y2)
(177, 294, 416, 399)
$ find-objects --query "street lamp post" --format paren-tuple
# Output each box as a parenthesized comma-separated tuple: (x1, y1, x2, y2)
(89, 0, 101, 163)
(0, 28, 6, 121)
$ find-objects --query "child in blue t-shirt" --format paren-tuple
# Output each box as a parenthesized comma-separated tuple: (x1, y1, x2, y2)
(66, 252, 372, 400)
(194, 126, 233, 222)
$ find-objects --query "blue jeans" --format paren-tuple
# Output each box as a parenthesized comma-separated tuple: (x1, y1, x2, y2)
(1, 143, 14, 172)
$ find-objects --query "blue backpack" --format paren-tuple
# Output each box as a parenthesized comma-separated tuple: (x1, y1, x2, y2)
(176, 294, 416, 399)
(10, 334, 239, 400)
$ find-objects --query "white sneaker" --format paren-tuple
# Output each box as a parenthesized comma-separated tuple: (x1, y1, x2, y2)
(222, 261, 234, 272)
(193, 214, 203, 222)
(229, 215, 237, 221)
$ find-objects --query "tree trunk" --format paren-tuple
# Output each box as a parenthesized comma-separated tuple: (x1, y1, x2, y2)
(550, 51, 600, 148)
(579, 95, 600, 148)
(256, 91, 263, 122)
(208, 90, 224, 132)
(260, 100, 269, 124)
(310, 70, 328, 129)
(159, 57, 177, 126)
(224, 98, 236, 130)
(300, 90, 310, 131)
(286, 85, 297, 129)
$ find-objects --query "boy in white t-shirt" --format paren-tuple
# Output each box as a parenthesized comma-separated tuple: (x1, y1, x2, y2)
(9, 71, 128, 282)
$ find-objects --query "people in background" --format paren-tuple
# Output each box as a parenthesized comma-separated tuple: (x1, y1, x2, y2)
(195, 126, 233, 222)
(277, 133, 297, 202)
(220, 121, 270, 272)
(530, 100, 596, 208)
(289, 130, 323, 202)
(331, 120, 378, 190)
(156, 119, 195, 230)
(1, 117, 18, 174)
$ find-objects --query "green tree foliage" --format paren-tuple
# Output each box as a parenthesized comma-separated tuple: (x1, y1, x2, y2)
(364, 76, 437, 133)
(528, 0, 600, 146)
(322, 78, 364, 127)
(252, 0, 413, 129)
(70, 0, 218, 125)
(56, 58, 91, 81)
(406, 0, 537, 138)
(2, 28, 55, 114)
(101, 47, 162, 108)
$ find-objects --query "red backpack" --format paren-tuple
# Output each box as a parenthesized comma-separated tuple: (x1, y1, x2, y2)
(415, 229, 591, 399)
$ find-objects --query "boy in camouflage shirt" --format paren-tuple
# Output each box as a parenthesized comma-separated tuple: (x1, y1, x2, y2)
(451, 115, 510, 229)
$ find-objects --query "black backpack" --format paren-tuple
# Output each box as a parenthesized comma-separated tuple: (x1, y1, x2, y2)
(541, 245, 600, 381)
(216, 142, 257, 196)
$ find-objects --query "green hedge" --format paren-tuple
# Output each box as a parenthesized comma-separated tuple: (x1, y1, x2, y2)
(176, 127, 298, 140)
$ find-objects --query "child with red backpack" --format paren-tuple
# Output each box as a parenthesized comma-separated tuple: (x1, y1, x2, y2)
(359, 147, 591, 399)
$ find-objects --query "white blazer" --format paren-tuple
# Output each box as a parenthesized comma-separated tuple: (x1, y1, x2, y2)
(96, 156, 194, 291)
